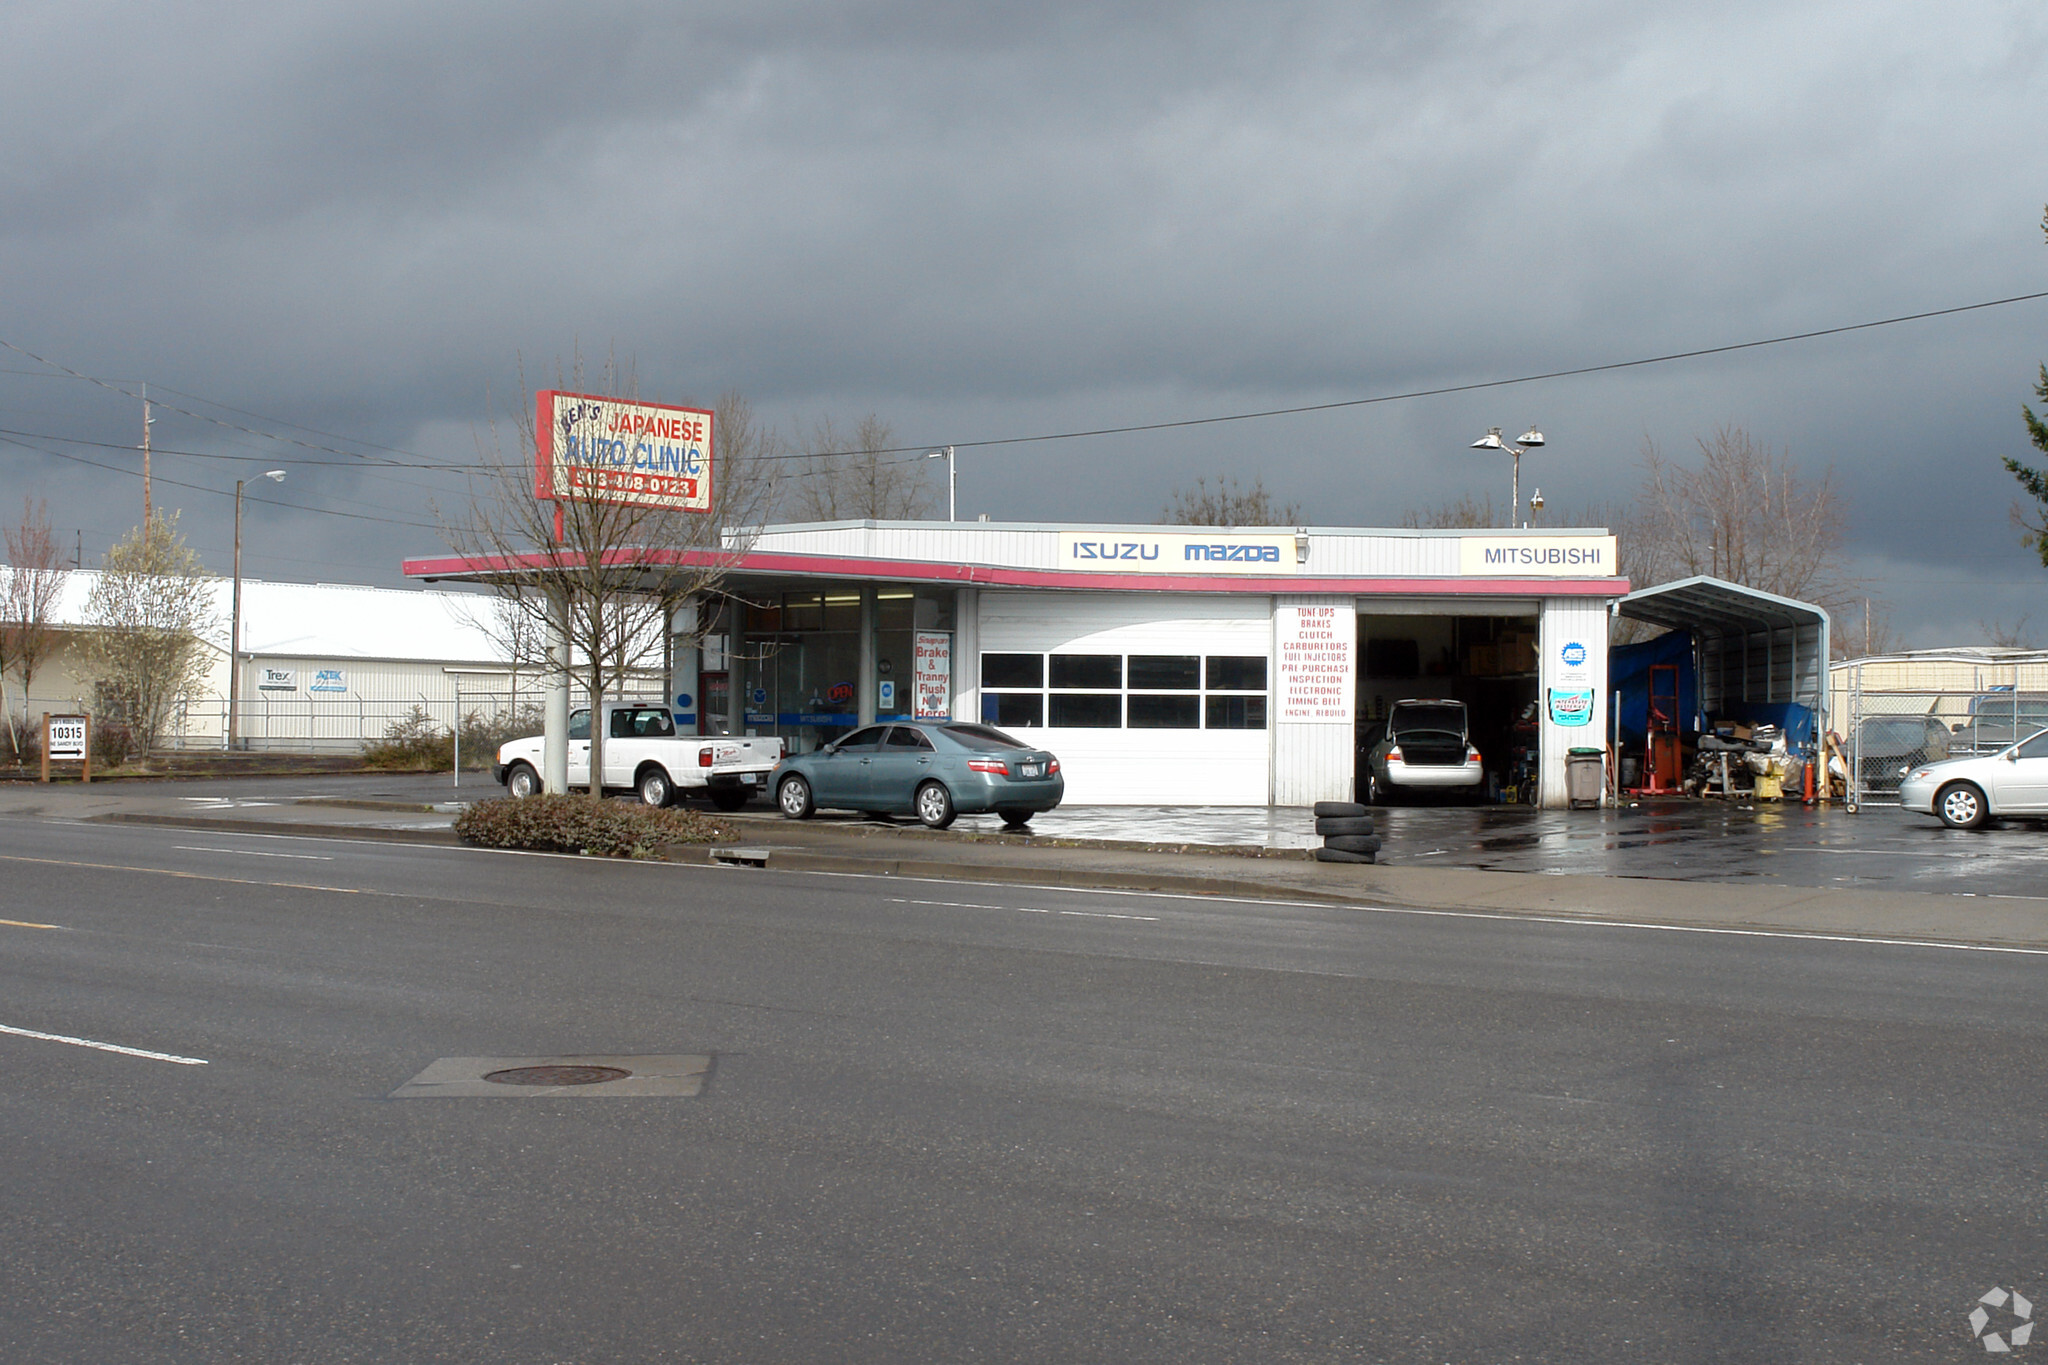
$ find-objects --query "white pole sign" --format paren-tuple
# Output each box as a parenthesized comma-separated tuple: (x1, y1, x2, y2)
(47, 716, 87, 760)
(534, 389, 715, 512)
(1276, 605, 1353, 724)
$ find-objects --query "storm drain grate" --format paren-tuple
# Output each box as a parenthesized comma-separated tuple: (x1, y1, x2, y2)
(388, 1054, 711, 1099)
(484, 1064, 630, 1087)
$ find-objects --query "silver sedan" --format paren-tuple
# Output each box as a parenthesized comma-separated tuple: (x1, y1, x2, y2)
(1897, 727, 2048, 829)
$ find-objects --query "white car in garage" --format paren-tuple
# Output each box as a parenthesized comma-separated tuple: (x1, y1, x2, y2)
(1897, 727, 2048, 828)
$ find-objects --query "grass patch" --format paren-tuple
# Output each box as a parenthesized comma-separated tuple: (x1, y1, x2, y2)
(455, 794, 735, 858)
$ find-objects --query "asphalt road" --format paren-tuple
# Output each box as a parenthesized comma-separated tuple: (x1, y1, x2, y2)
(3, 816, 2043, 1362)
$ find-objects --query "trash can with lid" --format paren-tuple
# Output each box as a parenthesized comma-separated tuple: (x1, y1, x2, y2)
(1565, 747, 1605, 809)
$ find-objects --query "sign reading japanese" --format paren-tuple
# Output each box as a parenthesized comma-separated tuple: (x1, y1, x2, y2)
(1458, 535, 1617, 576)
(535, 390, 714, 513)
(913, 631, 952, 720)
(1055, 531, 1298, 574)
(1276, 605, 1353, 724)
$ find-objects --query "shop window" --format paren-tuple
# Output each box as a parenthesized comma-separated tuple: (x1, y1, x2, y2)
(1205, 695, 1267, 730)
(982, 653, 1043, 688)
(1050, 693, 1122, 727)
(1129, 694, 1200, 729)
(876, 591, 916, 631)
(1206, 656, 1267, 691)
(1129, 655, 1200, 690)
(783, 592, 824, 632)
(822, 592, 861, 631)
(983, 692, 1044, 727)
(1050, 654, 1121, 689)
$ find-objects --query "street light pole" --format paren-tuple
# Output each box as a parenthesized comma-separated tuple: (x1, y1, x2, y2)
(1469, 426, 1546, 528)
(925, 446, 956, 521)
(229, 470, 287, 751)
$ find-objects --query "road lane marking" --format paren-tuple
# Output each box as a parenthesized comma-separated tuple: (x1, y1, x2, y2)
(0, 853, 387, 897)
(0, 1022, 208, 1066)
(174, 846, 336, 861)
(844, 871, 2048, 956)
(886, 896, 1159, 923)
(0, 917, 63, 930)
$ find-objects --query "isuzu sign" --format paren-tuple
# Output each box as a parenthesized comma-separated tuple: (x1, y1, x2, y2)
(535, 390, 714, 513)
(1457, 535, 1617, 576)
(1055, 531, 1298, 574)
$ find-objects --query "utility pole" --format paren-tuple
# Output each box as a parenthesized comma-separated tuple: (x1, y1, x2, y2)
(140, 383, 155, 541)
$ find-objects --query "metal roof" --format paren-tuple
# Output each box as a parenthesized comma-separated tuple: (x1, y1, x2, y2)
(1618, 575, 1829, 636)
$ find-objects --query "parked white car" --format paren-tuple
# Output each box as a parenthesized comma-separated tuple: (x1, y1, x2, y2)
(493, 703, 784, 810)
(1897, 726, 2048, 829)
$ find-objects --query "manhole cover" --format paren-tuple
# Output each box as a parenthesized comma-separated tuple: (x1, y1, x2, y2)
(483, 1064, 631, 1087)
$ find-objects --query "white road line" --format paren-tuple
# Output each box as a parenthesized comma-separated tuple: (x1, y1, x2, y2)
(0, 1022, 208, 1066)
(887, 896, 1159, 923)
(174, 846, 335, 861)
(830, 870, 2048, 956)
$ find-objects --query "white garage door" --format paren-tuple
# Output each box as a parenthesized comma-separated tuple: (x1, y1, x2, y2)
(975, 592, 1272, 805)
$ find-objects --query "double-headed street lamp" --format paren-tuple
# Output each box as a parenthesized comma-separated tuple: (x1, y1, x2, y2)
(1470, 426, 1545, 528)
(228, 469, 286, 750)
(925, 445, 956, 522)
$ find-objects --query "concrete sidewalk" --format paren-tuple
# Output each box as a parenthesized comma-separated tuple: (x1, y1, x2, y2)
(8, 775, 2048, 952)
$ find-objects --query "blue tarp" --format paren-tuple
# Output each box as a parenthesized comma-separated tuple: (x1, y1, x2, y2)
(1610, 630, 1697, 747)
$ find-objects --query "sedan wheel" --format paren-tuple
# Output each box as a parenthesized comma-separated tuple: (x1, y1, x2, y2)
(777, 774, 814, 820)
(915, 781, 957, 830)
(1936, 781, 1988, 830)
(637, 768, 672, 808)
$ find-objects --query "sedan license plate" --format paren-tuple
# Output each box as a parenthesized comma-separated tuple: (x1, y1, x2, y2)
(1020, 763, 1041, 778)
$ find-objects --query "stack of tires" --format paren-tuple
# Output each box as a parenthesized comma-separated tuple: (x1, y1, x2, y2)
(1312, 800, 1380, 864)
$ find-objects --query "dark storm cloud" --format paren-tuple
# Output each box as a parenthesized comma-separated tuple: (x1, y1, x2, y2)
(2, 0, 2045, 641)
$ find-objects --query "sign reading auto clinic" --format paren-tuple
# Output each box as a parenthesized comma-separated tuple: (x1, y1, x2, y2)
(535, 390, 714, 512)
(1056, 531, 1297, 574)
(1457, 535, 1617, 576)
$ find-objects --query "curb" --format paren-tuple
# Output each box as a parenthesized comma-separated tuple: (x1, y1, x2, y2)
(93, 812, 463, 846)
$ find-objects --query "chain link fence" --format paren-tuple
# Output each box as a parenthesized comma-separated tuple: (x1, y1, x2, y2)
(1836, 658, 2048, 806)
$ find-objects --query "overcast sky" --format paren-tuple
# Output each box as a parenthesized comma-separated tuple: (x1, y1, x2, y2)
(3, 0, 2044, 646)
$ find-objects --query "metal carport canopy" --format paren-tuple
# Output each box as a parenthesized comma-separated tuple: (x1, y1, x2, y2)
(1616, 574, 1832, 722)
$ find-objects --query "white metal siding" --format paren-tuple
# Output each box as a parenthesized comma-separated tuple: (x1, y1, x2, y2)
(976, 591, 1273, 804)
(1537, 598, 1611, 807)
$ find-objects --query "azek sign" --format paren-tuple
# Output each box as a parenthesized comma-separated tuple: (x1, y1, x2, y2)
(1458, 535, 1617, 576)
(535, 390, 714, 513)
(1055, 531, 1297, 574)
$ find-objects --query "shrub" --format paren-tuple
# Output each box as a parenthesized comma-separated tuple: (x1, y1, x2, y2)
(364, 705, 452, 769)
(90, 716, 133, 770)
(454, 794, 734, 858)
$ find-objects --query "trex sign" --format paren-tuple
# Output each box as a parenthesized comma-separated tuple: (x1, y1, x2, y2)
(534, 390, 714, 513)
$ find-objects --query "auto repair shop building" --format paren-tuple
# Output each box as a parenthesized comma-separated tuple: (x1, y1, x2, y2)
(405, 520, 1629, 807)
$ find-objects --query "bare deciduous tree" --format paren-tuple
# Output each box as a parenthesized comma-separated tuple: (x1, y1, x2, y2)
(441, 360, 779, 793)
(1399, 491, 1504, 530)
(2, 497, 71, 756)
(1979, 614, 2035, 649)
(1634, 426, 1856, 607)
(787, 414, 930, 521)
(1161, 474, 1300, 527)
(79, 512, 219, 762)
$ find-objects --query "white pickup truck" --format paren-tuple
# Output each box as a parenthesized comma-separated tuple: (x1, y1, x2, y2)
(492, 702, 785, 810)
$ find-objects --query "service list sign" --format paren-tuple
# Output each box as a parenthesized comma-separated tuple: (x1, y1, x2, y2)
(1276, 604, 1353, 724)
(536, 390, 714, 512)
